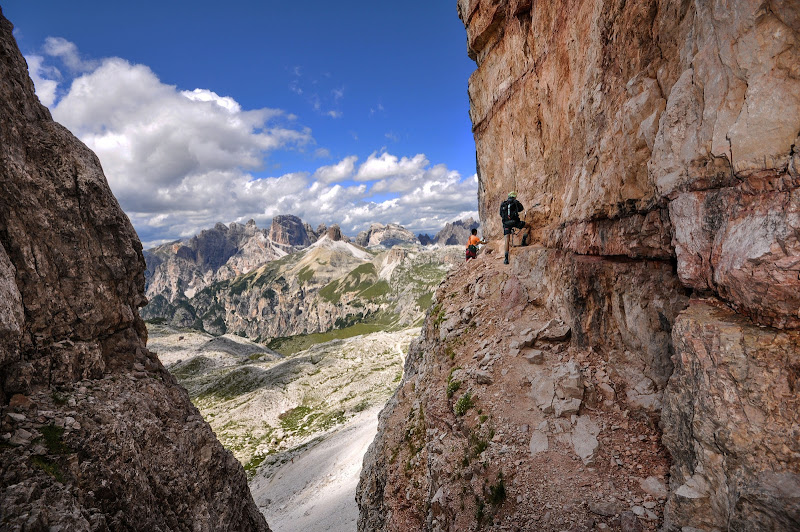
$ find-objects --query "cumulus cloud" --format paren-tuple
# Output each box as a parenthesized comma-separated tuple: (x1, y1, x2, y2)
(312, 155, 357, 184)
(29, 39, 478, 247)
(355, 152, 428, 181)
(25, 54, 59, 106)
(43, 37, 97, 72)
(50, 57, 311, 216)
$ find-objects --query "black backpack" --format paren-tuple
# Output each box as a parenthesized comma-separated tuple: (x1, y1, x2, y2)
(500, 199, 517, 222)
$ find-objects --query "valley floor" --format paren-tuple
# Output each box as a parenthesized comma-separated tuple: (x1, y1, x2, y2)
(250, 405, 382, 532)
(148, 323, 413, 532)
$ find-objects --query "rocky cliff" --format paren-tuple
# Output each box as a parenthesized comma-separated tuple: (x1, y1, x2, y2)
(144, 218, 300, 304)
(358, 1, 799, 530)
(355, 223, 420, 248)
(434, 217, 481, 246)
(0, 10, 269, 531)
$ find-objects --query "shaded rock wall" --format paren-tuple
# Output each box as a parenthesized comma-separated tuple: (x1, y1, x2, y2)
(0, 9, 269, 531)
(359, 0, 799, 530)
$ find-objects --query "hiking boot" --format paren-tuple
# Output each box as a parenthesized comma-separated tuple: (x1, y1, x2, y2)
(503, 253, 509, 265)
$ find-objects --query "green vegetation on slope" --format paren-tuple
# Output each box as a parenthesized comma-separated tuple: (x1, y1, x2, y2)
(268, 311, 400, 355)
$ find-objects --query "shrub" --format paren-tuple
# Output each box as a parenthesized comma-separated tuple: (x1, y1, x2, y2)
(454, 391, 473, 416)
(446, 379, 461, 399)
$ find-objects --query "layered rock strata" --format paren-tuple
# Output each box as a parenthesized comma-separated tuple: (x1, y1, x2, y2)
(359, 0, 800, 530)
(0, 10, 268, 530)
(355, 223, 420, 248)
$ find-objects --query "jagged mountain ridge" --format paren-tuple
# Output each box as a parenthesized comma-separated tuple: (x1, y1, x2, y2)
(144, 217, 479, 308)
(420, 217, 480, 246)
(144, 216, 350, 303)
(0, 9, 269, 530)
(143, 235, 462, 343)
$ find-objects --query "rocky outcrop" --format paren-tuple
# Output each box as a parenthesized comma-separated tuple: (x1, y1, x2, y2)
(0, 9, 268, 530)
(355, 223, 419, 248)
(269, 214, 311, 250)
(418, 218, 482, 247)
(144, 219, 285, 302)
(325, 223, 345, 242)
(417, 233, 434, 246)
(143, 218, 352, 314)
(359, 1, 800, 530)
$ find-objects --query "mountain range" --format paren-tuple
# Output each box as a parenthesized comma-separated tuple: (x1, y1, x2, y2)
(141, 218, 467, 345)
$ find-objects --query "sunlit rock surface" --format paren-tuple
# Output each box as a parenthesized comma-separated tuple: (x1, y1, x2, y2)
(358, 1, 800, 530)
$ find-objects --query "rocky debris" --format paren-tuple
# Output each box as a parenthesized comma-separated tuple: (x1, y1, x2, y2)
(534, 319, 571, 342)
(355, 222, 418, 248)
(662, 299, 800, 530)
(522, 348, 544, 364)
(358, 254, 670, 531)
(530, 360, 584, 418)
(0, 9, 268, 530)
(152, 323, 417, 483)
(639, 476, 667, 500)
(529, 426, 549, 456)
(571, 415, 601, 465)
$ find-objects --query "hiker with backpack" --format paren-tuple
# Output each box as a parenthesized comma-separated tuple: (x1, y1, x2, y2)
(465, 227, 486, 261)
(500, 191, 525, 264)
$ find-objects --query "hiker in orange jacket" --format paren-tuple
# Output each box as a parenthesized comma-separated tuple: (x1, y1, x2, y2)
(465, 228, 485, 261)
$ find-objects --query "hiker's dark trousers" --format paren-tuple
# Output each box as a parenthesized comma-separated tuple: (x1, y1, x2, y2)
(503, 219, 524, 235)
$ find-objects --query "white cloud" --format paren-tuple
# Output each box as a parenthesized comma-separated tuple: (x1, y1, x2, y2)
(49, 56, 312, 216)
(43, 36, 97, 72)
(29, 39, 478, 246)
(24, 54, 59, 106)
(312, 155, 357, 184)
(355, 152, 428, 181)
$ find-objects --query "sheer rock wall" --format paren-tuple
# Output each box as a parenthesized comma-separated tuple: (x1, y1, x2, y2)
(359, 1, 799, 530)
(0, 9, 269, 531)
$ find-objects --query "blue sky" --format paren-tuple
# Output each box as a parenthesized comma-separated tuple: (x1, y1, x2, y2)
(3, 1, 479, 246)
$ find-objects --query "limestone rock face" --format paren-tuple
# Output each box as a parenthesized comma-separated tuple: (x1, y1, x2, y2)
(670, 179, 800, 329)
(269, 214, 311, 250)
(144, 220, 286, 303)
(432, 217, 481, 246)
(325, 223, 345, 242)
(0, 10, 268, 530)
(358, 0, 799, 530)
(151, 238, 462, 341)
(355, 222, 418, 248)
(462, 0, 800, 324)
(662, 300, 800, 530)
